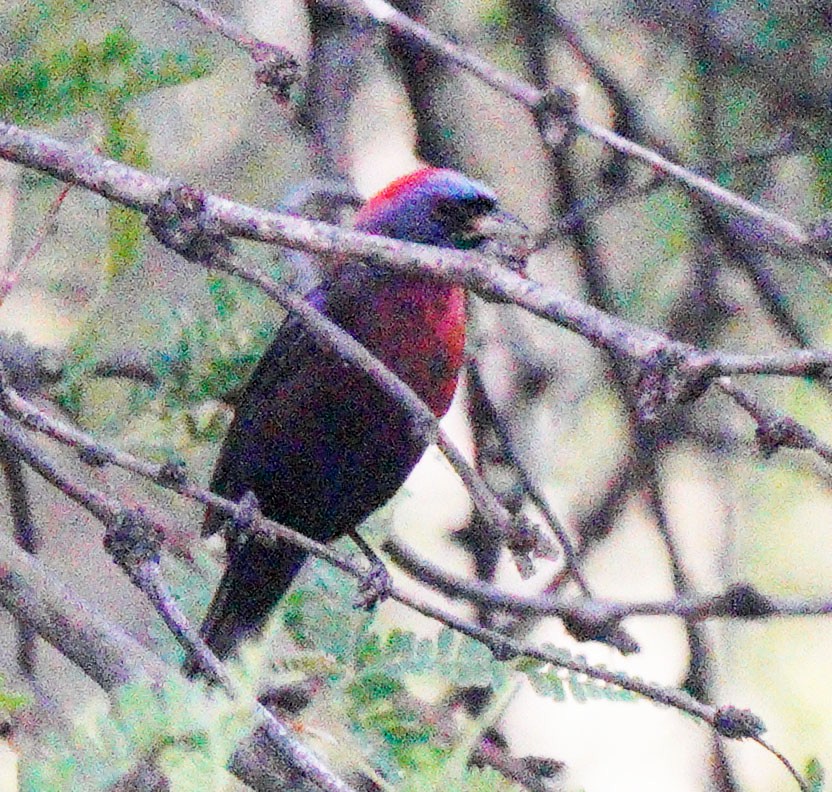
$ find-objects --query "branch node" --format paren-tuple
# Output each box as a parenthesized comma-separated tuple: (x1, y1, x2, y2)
(717, 583, 775, 619)
(0, 332, 63, 394)
(532, 87, 578, 151)
(755, 415, 810, 457)
(634, 346, 711, 422)
(488, 633, 518, 662)
(77, 443, 109, 468)
(714, 705, 767, 739)
(561, 606, 640, 655)
(229, 490, 262, 548)
(249, 42, 301, 103)
(146, 183, 233, 264)
(157, 458, 189, 489)
(103, 508, 163, 579)
(506, 514, 557, 579)
(352, 563, 393, 610)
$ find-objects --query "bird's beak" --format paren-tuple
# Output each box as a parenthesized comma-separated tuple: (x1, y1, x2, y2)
(467, 208, 533, 273)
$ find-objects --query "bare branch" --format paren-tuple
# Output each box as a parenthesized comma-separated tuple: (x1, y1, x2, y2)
(385, 542, 832, 622)
(0, 182, 71, 307)
(0, 441, 38, 677)
(0, 418, 358, 792)
(0, 386, 798, 753)
(717, 377, 832, 462)
(0, 525, 165, 691)
(345, 0, 825, 268)
(163, 0, 300, 101)
(0, 121, 829, 390)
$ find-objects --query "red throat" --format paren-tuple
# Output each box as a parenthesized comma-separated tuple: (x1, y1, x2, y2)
(358, 278, 465, 418)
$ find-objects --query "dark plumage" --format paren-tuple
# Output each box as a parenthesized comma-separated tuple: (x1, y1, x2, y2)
(198, 168, 524, 660)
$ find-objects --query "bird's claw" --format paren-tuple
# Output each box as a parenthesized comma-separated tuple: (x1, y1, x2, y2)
(353, 562, 392, 610)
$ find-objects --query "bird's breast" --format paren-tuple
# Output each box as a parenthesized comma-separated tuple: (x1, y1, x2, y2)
(355, 279, 465, 418)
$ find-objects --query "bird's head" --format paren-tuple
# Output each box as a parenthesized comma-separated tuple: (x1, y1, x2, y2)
(355, 168, 529, 254)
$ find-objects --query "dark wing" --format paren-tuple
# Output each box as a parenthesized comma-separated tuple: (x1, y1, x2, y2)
(196, 277, 430, 660)
(202, 306, 324, 537)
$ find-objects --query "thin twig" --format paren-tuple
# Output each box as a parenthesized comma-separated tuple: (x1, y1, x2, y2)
(0, 183, 71, 307)
(717, 377, 832, 462)
(163, 0, 300, 101)
(347, 0, 823, 267)
(5, 358, 826, 635)
(466, 361, 591, 594)
(0, 382, 811, 787)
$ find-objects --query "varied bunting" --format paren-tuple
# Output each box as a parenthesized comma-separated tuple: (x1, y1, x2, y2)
(199, 168, 527, 660)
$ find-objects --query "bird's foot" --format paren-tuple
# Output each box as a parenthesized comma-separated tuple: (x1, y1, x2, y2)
(353, 561, 392, 610)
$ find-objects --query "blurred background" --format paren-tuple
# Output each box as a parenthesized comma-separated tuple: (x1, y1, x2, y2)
(0, 0, 831, 789)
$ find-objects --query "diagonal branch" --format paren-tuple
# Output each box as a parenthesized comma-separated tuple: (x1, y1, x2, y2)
(0, 121, 829, 385)
(198, 253, 550, 572)
(0, 378, 810, 786)
(163, 0, 300, 102)
(0, 387, 789, 725)
(0, 416, 356, 792)
(345, 0, 824, 266)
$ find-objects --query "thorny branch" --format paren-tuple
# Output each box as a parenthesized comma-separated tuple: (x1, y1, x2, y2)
(0, 3, 829, 786)
(0, 121, 830, 388)
(0, 374, 818, 789)
(0, 395, 774, 744)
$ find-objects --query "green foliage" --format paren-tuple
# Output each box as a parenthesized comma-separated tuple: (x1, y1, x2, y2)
(0, 677, 28, 717)
(516, 650, 637, 704)
(811, 146, 832, 210)
(55, 324, 100, 417)
(480, 0, 511, 31)
(0, 23, 212, 125)
(277, 557, 637, 787)
(643, 191, 691, 264)
(23, 552, 537, 791)
(342, 627, 509, 774)
(4, 0, 215, 418)
(398, 750, 523, 792)
(278, 560, 520, 782)
(56, 268, 272, 431)
(620, 190, 691, 321)
(22, 675, 251, 791)
(805, 758, 825, 792)
(102, 105, 150, 279)
(150, 288, 274, 419)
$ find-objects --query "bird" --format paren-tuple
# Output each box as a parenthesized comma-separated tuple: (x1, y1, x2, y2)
(197, 167, 528, 662)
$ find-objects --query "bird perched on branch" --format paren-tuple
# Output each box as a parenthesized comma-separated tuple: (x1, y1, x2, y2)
(198, 168, 528, 661)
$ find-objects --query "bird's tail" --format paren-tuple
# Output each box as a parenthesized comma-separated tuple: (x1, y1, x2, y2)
(198, 537, 307, 663)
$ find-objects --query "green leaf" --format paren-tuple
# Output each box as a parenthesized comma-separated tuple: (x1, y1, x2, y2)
(23, 675, 250, 790)
(811, 146, 832, 210)
(0, 21, 213, 125)
(0, 677, 28, 715)
(805, 758, 825, 792)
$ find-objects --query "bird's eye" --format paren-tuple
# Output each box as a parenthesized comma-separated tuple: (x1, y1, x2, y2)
(433, 197, 494, 224)
(432, 196, 496, 248)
